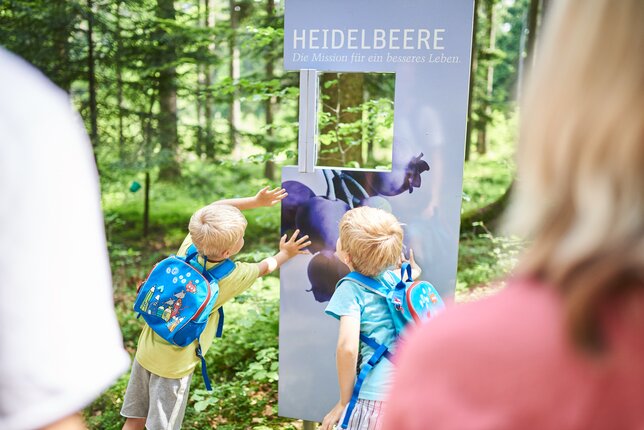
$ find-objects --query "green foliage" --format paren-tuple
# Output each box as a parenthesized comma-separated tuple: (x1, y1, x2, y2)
(457, 229, 524, 294)
(181, 277, 285, 429)
(318, 73, 395, 169)
(461, 111, 516, 214)
(85, 375, 131, 430)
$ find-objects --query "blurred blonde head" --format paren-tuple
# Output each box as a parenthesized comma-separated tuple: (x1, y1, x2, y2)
(189, 204, 247, 258)
(338, 207, 403, 277)
(506, 0, 644, 349)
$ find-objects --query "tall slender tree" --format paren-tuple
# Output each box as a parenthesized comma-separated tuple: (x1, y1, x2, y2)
(228, 0, 241, 153)
(263, 0, 277, 180)
(476, 0, 498, 155)
(115, 0, 126, 159)
(86, 0, 99, 149)
(156, 0, 180, 179)
(465, 0, 481, 161)
(51, 0, 71, 92)
(204, 0, 217, 158)
(319, 73, 364, 167)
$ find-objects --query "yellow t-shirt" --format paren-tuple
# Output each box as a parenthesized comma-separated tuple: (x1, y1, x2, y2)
(135, 235, 260, 378)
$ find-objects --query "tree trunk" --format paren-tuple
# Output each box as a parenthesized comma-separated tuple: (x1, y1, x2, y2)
(464, 0, 480, 162)
(87, 0, 98, 151)
(142, 95, 156, 237)
(339, 73, 364, 165)
(204, 0, 216, 159)
(318, 73, 364, 167)
(116, 1, 125, 159)
(196, 61, 204, 157)
(477, 0, 496, 155)
(143, 171, 151, 237)
(228, 0, 241, 153)
(194, 0, 204, 157)
(51, 0, 72, 92)
(156, 0, 181, 180)
(264, 90, 276, 180)
(365, 101, 375, 165)
(264, 0, 276, 180)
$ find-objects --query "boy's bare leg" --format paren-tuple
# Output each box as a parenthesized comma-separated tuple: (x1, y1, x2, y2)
(122, 417, 146, 430)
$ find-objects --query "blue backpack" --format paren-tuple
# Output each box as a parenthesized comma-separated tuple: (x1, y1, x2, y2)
(134, 244, 234, 390)
(335, 262, 446, 429)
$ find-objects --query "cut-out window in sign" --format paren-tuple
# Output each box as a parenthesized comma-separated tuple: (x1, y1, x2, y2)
(317, 72, 395, 170)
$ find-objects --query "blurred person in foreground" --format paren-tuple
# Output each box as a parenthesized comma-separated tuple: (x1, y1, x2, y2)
(382, 0, 644, 429)
(0, 48, 130, 429)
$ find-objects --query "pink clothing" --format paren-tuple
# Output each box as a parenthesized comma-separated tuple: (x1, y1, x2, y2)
(382, 279, 644, 430)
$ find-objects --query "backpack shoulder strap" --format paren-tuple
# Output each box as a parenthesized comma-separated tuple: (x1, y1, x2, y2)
(400, 261, 413, 282)
(340, 334, 392, 429)
(185, 244, 235, 282)
(337, 271, 390, 297)
(185, 244, 199, 265)
(208, 259, 235, 281)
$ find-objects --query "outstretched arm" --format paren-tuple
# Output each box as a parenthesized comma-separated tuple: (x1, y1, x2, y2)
(256, 229, 311, 277)
(212, 186, 287, 211)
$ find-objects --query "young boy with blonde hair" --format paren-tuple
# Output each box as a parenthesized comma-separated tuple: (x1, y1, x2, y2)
(121, 187, 310, 430)
(321, 206, 419, 430)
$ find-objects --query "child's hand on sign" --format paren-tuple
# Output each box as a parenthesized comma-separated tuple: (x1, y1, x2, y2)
(400, 248, 422, 280)
(254, 186, 288, 207)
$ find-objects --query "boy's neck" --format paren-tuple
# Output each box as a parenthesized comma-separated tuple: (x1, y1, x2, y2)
(200, 254, 225, 264)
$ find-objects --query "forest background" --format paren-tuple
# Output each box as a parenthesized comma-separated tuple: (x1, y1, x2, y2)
(0, 0, 548, 428)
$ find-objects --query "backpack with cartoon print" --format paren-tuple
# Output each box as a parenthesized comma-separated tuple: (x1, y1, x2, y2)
(134, 244, 234, 390)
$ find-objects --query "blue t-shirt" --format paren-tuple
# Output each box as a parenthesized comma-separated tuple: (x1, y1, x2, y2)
(325, 270, 397, 401)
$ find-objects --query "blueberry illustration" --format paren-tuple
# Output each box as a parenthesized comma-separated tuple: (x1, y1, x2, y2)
(281, 180, 315, 234)
(295, 196, 349, 253)
(306, 250, 350, 303)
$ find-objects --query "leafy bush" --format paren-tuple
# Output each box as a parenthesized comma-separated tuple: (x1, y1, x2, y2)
(456, 228, 524, 294)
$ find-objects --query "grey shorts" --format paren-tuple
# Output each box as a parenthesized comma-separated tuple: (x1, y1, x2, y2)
(120, 359, 194, 430)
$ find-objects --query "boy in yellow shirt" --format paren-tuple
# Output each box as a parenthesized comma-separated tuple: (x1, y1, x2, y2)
(121, 187, 310, 430)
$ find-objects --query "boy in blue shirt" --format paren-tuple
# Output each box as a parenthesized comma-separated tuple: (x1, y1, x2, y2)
(321, 207, 419, 430)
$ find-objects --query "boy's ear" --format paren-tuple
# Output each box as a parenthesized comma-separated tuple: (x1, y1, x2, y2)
(337, 250, 351, 267)
(221, 249, 232, 258)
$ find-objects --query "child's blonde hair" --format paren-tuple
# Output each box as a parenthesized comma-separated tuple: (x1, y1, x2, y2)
(189, 204, 247, 258)
(339, 207, 403, 277)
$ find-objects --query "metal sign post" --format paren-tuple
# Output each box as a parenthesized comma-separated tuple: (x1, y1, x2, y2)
(297, 69, 319, 173)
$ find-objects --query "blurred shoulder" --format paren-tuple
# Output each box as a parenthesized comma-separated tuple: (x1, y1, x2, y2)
(0, 48, 71, 117)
